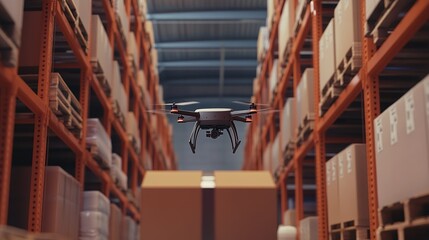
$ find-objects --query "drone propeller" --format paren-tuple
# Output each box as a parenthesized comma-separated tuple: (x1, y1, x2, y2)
(231, 108, 279, 116)
(156, 101, 199, 106)
(232, 100, 270, 107)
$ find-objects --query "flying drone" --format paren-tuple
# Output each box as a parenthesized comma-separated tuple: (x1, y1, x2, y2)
(153, 101, 271, 154)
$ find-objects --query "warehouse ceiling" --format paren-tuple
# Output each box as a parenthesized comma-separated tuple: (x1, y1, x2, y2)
(146, 0, 266, 170)
(146, 0, 266, 108)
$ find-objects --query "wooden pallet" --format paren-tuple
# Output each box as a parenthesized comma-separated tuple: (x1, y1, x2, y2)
(59, 0, 88, 53)
(336, 42, 362, 87)
(379, 192, 429, 227)
(283, 141, 295, 165)
(319, 83, 342, 116)
(366, 0, 415, 47)
(116, 15, 128, 48)
(280, 38, 293, 69)
(377, 218, 429, 240)
(330, 225, 370, 240)
(112, 100, 126, 128)
(91, 62, 112, 96)
(293, 0, 310, 36)
(21, 73, 83, 138)
(297, 114, 315, 146)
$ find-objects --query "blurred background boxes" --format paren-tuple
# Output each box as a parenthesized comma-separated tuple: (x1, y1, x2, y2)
(283, 209, 296, 227)
(0, 0, 23, 66)
(86, 118, 112, 168)
(319, 19, 336, 100)
(269, 59, 279, 102)
(299, 217, 318, 240)
(338, 144, 369, 227)
(278, 0, 293, 66)
(281, 98, 296, 160)
(257, 26, 269, 63)
(326, 156, 340, 228)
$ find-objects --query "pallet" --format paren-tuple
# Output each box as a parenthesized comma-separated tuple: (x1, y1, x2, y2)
(319, 82, 342, 116)
(366, 0, 415, 47)
(293, 0, 310, 36)
(330, 225, 370, 240)
(112, 100, 126, 128)
(379, 192, 429, 227)
(21, 73, 83, 138)
(91, 62, 112, 97)
(377, 218, 429, 240)
(297, 114, 314, 146)
(283, 141, 295, 165)
(336, 42, 362, 87)
(116, 15, 128, 48)
(59, 0, 88, 53)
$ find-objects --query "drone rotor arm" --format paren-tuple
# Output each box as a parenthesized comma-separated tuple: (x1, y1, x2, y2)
(173, 109, 200, 118)
(232, 116, 247, 122)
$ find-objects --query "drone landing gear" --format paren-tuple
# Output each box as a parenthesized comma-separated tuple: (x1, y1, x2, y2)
(189, 122, 201, 154)
(226, 121, 241, 154)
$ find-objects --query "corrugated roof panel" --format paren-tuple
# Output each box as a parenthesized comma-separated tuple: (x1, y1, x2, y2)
(147, 0, 266, 13)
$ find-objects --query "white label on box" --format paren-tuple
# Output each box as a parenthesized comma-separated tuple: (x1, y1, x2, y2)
(389, 106, 398, 145)
(346, 149, 352, 174)
(332, 160, 337, 182)
(338, 155, 344, 179)
(326, 161, 331, 185)
(375, 118, 383, 153)
(405, 92, 415, 134)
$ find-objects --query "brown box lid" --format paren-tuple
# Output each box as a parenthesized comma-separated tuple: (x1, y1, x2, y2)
(214, 171, 275, 188)
(142, 171, 203, 188)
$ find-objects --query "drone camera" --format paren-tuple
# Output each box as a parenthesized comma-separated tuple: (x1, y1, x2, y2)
(206, 128, 223, 139)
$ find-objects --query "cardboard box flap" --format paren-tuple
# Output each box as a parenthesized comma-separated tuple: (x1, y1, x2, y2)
(142, 171, 202, 188)
(215, 171, 275, 188)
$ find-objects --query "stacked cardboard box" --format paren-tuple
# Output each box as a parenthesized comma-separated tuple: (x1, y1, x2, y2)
(122, 216, 138, 240)
(9, 167, 80, 239)
(144, 21, 155, 48)
(112, 61, 128, 123)
(296, 68, 315, 132)
(126, 112, 141, 153)
(266, 0, 277, 33)
(257, 26, 269, 62)
(263, 142, 272, 173)
(80, 191, 111, 240)
(141, 171, 203, 240)
(110, 153, 128, 191)
(334, 0, 362, 76)
(128, 32, 139, 74)
(113, 0, 129, 44)
(214, 171, 277, 240)
(109, 204, 122, 240)
(277, 225, 297, 240)
(294, 0, 308, 33)
(319, 19, 336, 99)
(86, 118, 112, 168)
(77, 0, 92, 37)
(283, 209, 296, 226)
(0, 225, 70, 240)
(278, 0, 293, 66)
(19, 11, 45, 67)
(374, 75, 429, 208)
(269, 59, 279, 102)
(326, 156, 340, 228)
(91, 15, 114, 93)
(137, 70, 152, 109)
(281, 98, 296, 156)
(137, 0, 147, 19)
(0, 0, 24, 66)
(299, 217, 318, 240)
(271, 135, 281, 176)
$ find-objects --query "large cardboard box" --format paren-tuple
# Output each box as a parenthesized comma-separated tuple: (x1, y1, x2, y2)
(141, 171, 203, 240)
(281, 98, 296, 151)
(326, 156, 340, 227)
(269, 59, 279, 102)
(214, 171, 277, 240)
(296, 68, 315, 127)
(334, 0, 361, 69)
(267, 0, 277, 33)
(112, 61, 128, 120)
(299, 217, 318, 240)
(128, 32, 139, 70)
(0, 0, 24, 46)
(91, 15, 113, 86)
(365, 0, 383, 22)
(257, 26, 269, 62)
(338, 144, 369, 226)
(319, 19, 336, 95)
(375, 75, 429, 208)
(114, 0, 129, 43)
(278, 0, 293, 65)
(271, 135, 281, 175)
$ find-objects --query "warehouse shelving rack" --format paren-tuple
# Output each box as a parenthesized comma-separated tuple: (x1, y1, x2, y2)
(0, 0, 175, 233)
(244, 0, 429, 239)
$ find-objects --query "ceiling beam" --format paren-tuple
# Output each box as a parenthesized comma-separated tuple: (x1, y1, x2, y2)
(147, 10, 266, 21)
(160, 78, 252, 85)
(158, 60, 257, 69)
(155, 40, 257, 49)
